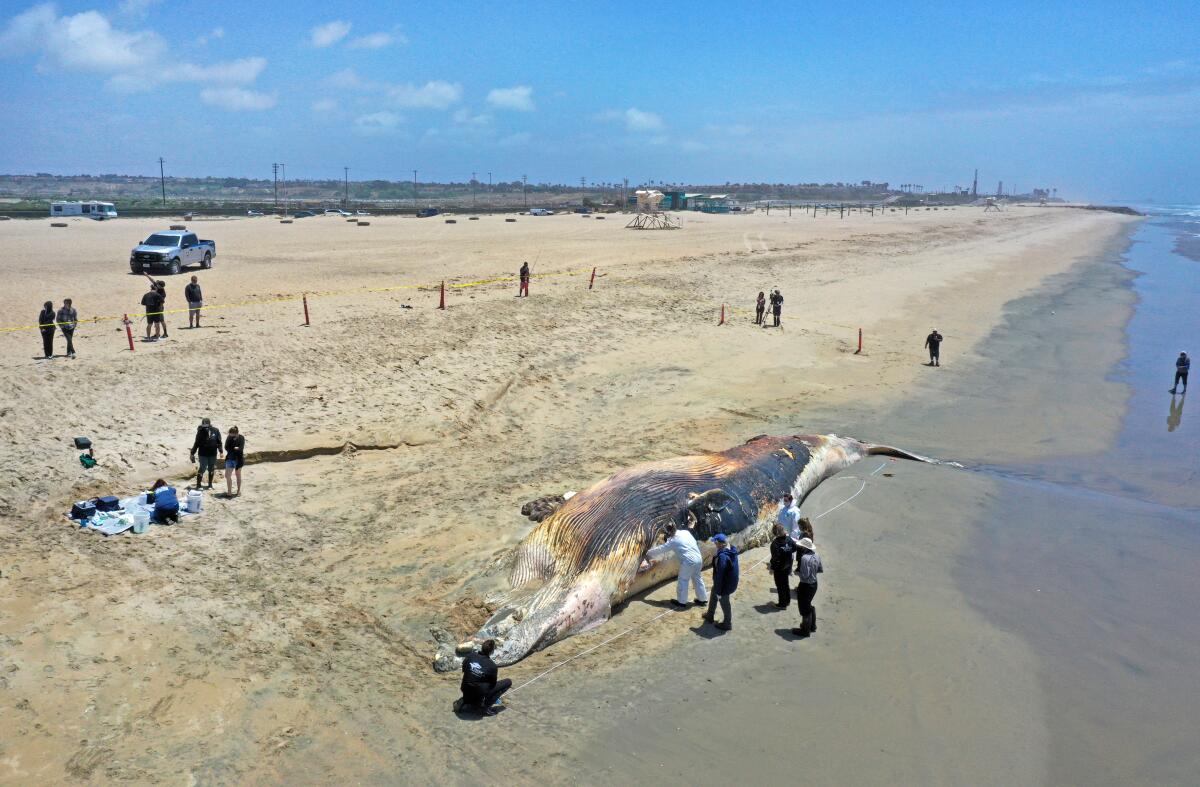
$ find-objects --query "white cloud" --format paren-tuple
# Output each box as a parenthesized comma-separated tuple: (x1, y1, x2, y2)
(355, 110, 402, 134)
(486, 85, 534, 111)
(211, 26, 224, 39)
(311, 98, 338, 113)
(388, 80, 461, 108)
(347, 32, 395, 50)
(453, 107, 491, 126)
(1, 5, 269, 95)
(200, 87, 276, 111)
(323, 67, 368, 90)
(118, 0, 161, 16)
(624, 107, 663, 131)
(310, 20, 351, 48)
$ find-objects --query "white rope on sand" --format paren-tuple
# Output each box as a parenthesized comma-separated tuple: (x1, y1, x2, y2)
(507, 461, 890, 695)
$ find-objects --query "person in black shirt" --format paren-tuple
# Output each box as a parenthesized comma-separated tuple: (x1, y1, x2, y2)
(768, 522, 797, 608)
(925, 329, 943, 366)
(456, 639, 511, 715)
(141, 281, 165, 341)
(1171, 351, 1189, 394)
(190, 417, 223, 489)
(56, 299, 78, 358)
(755, 291, 766, 325)
(184, 275, 203, 328)
(770, 289, 783, 327)
(223, 426, 245, 497)
(518, 261, 530, 297)
(38, 301, 55, 359)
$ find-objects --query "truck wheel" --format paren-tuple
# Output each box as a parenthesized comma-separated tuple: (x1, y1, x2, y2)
(169, 258, 181, 275)
(130, 264, 139, 274)
(201, 252, 212, 269)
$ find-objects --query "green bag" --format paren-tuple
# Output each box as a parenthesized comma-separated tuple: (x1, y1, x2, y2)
(79, 453, 97, 469)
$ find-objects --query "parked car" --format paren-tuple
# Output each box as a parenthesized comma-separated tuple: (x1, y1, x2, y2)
(529, 208, 555, 216)
(355, 210, 371, 216)
(292, 211, 316, 219)
(247, 210, 264, 216)
(130, 231, 216, 275)
(324, 208, 351, 216)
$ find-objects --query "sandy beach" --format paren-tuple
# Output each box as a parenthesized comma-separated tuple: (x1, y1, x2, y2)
(0, 206, 1151, 783)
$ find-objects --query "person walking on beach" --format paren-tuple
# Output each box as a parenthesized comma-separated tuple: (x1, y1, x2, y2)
(755, 291, 766, 325)
(777, 493, 801, 540)
(770, 289, 783, 327)
(1171, 351, 1189, 394)
(224, 426, 245, 497)
(518, 261, 530, 297)
(925, 328, 943, 366)
(768, 523, 797, 608)
(141, 280, 165, 341)
(190, 417, 223, 489)
(702, 533, 739, 631)
(185, 275, 203, 328)
(456, 639, 512, 715)
(38, 300, 56, 359)
(56, 298, 78, 359)
(643, 521, 708, 608)
(792, 537, 823, 637)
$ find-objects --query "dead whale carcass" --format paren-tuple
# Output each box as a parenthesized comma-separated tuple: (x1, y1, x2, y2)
(435, 434, 948, 670)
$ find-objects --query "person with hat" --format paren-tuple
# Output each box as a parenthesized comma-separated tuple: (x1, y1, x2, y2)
(1171, 351, 1189, 394)
(642, 521, 708, 608)
(769, 289, 784, 327)
(792, 537, 823, 637)
(518, 261, 530, 297)
(456, 639, 511, 716)
(38, 300, 56, 359)
(702, 533, 739, 630)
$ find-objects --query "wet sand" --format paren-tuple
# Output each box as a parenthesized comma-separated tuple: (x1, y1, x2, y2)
(0, 207, 1155, 784)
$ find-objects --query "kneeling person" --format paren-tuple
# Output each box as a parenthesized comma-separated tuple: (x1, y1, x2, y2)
(458, 639, 511, 715)
(149, 479, 179, 524)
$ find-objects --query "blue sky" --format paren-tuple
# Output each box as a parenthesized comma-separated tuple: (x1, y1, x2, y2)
(1, 0, 1197, 201)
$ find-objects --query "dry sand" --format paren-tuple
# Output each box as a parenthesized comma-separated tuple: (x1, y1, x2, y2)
(0, 207, 1137, 783)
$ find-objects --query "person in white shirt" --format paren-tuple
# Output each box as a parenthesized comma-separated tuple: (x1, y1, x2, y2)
(643, 521, 708, 608)
(777, 493, 801, 540)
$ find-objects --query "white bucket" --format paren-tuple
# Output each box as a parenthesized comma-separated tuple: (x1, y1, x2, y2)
(186, 489, 203, 513)
(132, 511, 150, 534)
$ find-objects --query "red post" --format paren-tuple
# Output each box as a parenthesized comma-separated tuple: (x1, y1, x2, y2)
(303, 294, 310, 326)
(855, 328, 863, 354)
(438, 280, 446, 309)
(123, 314, 134, 352)
(589, 267, 596, 290)
(718, 303, 726, 325)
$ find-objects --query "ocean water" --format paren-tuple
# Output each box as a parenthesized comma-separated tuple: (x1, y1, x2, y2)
(962, 206, 1200, 784)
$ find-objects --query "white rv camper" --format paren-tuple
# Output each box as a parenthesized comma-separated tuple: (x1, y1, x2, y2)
(50, 201, 118, 220)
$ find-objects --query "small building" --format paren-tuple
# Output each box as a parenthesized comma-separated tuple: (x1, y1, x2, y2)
(51, 201, 118, 220)
(690, 194, 733, 213)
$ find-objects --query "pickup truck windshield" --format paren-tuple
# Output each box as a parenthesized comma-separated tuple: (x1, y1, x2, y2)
(143, 234, 181, 247)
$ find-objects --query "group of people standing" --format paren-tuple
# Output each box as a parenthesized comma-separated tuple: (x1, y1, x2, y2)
(189, 417, 246, 497)
(37, 299, 78, 359)
(754, 289, 785, 327)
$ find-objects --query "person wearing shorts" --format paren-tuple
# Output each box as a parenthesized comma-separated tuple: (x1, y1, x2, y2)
(141, 281, 164, 341)
(224, 426, 245, 497)
(185, 275, 203, 328)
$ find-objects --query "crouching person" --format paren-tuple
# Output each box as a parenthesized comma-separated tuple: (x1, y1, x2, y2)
(456, 639, 511, 716)
(150, 479, 180, 524)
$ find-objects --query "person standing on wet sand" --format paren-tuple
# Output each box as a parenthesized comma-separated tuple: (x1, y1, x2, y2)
(768, 523, 797, 608)
(1171, 351, 1189, 394)
(792, 537, 823, 637)
(755, 291, 766, 325)
(925, 328, 943, 366)
(518, 261, 530, 297)
(38, 301, 56, 359)
(185, 275, 203, 328)
(702, 533, 739, 630)
(56, 298, 78, 359)
(770, 289, 783, 327)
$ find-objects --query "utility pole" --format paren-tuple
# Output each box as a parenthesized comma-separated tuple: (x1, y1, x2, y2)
(472, 170, 476, 208)
(972, 168, 978, 197)
(157, 157, 166, 205)
(623, 177, 628, 210)
(522, 174, 527, 207)
(412, 169, 418, 207)
(343, 166, 349, 206)
(281, 163, 286, 216)
(272, 163, 279, 208)
(488, 171, 492, 195)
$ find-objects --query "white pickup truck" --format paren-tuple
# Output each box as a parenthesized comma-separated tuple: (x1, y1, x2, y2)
(129, 230, 217, 275)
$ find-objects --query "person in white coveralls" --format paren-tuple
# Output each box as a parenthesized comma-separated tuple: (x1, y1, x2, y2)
(643, 521, 709, 609)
